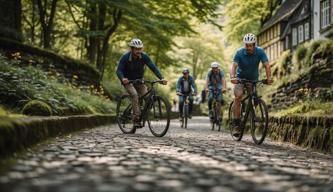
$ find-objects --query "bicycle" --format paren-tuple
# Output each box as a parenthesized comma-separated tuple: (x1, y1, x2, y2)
(116, 79, 171, 137)
(177, 93, 193, 129)
(228, 79, 269, 144)
(209, 88, 224, 131)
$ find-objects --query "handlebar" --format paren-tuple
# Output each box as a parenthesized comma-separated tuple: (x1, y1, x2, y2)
(127, 79, 165, 85)
(236, 79, 268, 85)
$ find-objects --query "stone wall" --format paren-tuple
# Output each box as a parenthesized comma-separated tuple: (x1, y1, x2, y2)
(271, 52, 333, 109)
(268, 115, 333, 153)
(0, 37, 101, 86)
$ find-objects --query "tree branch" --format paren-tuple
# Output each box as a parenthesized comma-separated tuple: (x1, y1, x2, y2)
(65, 0, 82, 30)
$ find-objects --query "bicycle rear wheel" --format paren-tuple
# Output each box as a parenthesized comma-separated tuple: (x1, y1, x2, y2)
(228, 101, 245, 141)
(251, 99, 269, 144)
(148, 96, 171, 137)
(184, 104, 188, 129)
(116, 95, 136, 134)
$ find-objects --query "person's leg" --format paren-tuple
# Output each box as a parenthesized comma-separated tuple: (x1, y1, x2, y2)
(135, 84, 148, 98)
(178, 95, 184, 118)
(233, 84, 243, 119)
(124, 84, 140, 123)
(188, 94, 194, 118)
(208, 91, 213, 118)
(216, 92, 223, 120)
(233, 84, 243, 133)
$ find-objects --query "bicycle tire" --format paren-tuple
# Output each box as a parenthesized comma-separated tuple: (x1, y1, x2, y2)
(116, 95, 136, 134)
(184, 104, 188, 129)
(148, 96, 171, 137)
(251, 99, 269, 144)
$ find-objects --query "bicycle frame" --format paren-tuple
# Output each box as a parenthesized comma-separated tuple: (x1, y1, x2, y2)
(122, 80, 163, 127)
(238, 80, 262, 127)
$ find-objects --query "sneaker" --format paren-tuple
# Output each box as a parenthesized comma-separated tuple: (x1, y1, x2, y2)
(232, 119, 241, 137)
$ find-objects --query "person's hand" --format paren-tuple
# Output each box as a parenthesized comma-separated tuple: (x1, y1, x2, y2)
(176, 92, 183, 96)
(231, 78, 238, 84)
(266, 78, 273, 85)
(193, 92, 198, 96)
(122, 78, 129, 85)
(205, 88, 209, 93)
(161, 79, 168, 85)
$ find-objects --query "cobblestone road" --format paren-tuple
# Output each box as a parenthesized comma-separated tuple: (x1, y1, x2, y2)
(1, 117, 333, 192)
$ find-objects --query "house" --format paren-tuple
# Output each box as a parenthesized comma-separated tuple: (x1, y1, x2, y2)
(313, 0, 333, 39)
(257, 0, 313, 64)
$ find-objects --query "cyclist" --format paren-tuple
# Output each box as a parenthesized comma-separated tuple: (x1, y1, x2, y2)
(204, 62, 226, 120)
(230, 33, 272, 136)
(116, 38, 167, 128)
(176, 68, 197, 120)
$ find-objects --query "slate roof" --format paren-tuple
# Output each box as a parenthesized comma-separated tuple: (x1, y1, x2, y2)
(260, 0, 303, 32)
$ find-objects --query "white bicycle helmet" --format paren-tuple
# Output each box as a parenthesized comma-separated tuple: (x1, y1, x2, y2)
(211, 61, 219, 68)
(182, 68, 189, 74)
(129, 38, 143, 48)
(243, 33, 256, 44)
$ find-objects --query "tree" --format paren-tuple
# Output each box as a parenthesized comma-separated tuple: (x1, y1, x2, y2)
(36, 0, 58, 48)
(223, 0, 269, 46)
(174, 24, 226, 80)
(0, 0, 22, 41)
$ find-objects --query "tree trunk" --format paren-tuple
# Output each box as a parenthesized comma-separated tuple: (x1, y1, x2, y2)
(87, 2, 98, 64)
(0, 0, 22, 41)
(37, 0, 58, 49)
(31, 0, 36, 44)
(97, 10, 122, 80)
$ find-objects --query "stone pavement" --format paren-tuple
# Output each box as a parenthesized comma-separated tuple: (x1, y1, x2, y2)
(0, 116, 332, 192)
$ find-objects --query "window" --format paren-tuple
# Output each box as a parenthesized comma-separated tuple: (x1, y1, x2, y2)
(292, 28, 297, 46)
(321, 0, 330, 28)
(304, 22, 309, 40)
(298, 25, 304, 43)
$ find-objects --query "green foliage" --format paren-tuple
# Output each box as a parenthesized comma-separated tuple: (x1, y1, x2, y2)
(292, 39, 332, 71)
(273, 101, 333, 117)
(223, 0, 269, 46)
(316, 39, 333, 56)
(292, 44, 308, 71)
(22, 100, 52, 116)
(0, 54, 115, 115)
(0, 106, 8, 116)
(273, 50, 290, 77)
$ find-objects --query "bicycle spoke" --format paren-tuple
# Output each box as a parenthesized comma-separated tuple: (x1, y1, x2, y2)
(251, 99, 269, 144)
(148, 96, 170, 137)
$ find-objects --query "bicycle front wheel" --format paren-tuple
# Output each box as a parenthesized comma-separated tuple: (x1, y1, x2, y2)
(148, 96, 171, 137)
(116, 95, 136, 134)
(251, 99, 269, 144)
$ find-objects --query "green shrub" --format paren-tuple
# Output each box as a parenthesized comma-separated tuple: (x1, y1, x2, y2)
(0, 106, 8, 116)
(0, 53, 115, 115)
(316, 39, 333, 56)
(22, 100, 52, 116)
(274, 50, 290, 77)
(292, 44, 308, 71)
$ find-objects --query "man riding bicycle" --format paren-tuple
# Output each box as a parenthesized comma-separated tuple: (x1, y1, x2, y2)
(176, 68, 197, 120)
(116, 38, 167, 128)
(230, 33, 272, 136)
(204, 62, 227, 120)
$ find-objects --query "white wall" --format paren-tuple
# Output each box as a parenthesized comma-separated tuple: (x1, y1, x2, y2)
(312, 0, 321, 39)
